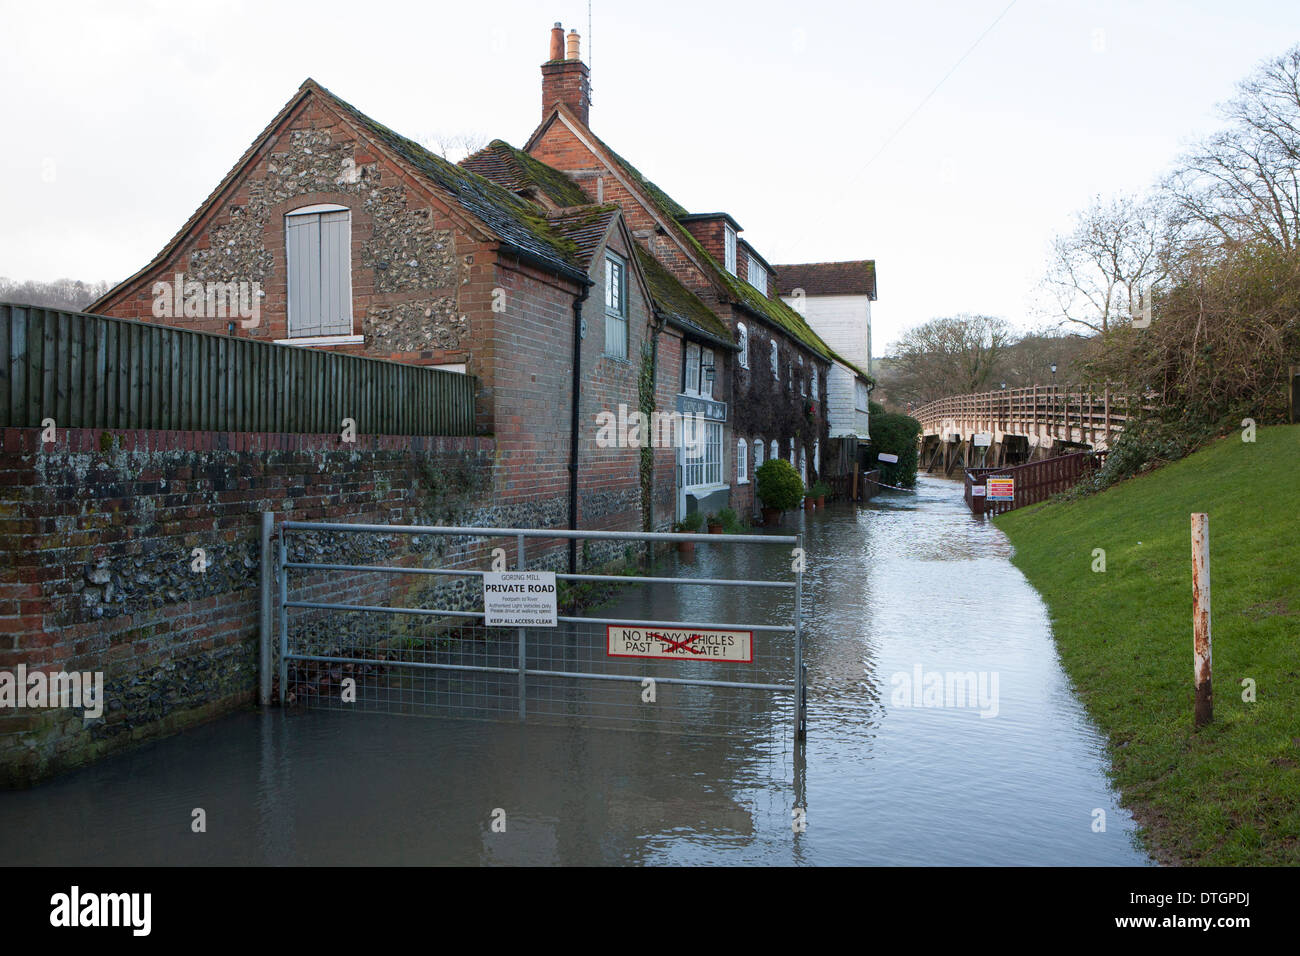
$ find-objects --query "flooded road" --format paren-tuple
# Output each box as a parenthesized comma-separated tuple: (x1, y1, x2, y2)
(2, 476, 1150, 865)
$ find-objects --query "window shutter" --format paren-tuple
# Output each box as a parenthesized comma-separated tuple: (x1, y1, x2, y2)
(319, 211, 352, 335)
(287, 214, 320, 337)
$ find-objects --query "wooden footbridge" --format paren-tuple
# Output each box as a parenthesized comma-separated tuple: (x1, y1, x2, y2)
(914, 385, 1132, 475)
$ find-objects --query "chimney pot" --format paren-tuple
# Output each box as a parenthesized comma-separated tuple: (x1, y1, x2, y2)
(566, 29, 580, 61)
(549, 23, 564, 61)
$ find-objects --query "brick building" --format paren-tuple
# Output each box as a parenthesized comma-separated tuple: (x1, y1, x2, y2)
(515, 24, 874, 518)
(92, 23, 876, 531)
(90, 78, 672, 558)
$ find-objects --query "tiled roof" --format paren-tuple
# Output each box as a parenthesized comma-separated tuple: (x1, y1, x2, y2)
(575, 125, 872, 380)
(774, 261, 877, 300)
(634, 246, 735, 349)
(546, 205, 621, 269)
(312, 82, 587, 282)
(461, 139, 590, 209)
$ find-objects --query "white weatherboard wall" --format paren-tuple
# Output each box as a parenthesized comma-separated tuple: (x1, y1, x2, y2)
(783, 293, 872, 438)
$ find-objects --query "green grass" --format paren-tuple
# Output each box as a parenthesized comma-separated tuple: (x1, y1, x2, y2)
(996, 425, 1300, 865)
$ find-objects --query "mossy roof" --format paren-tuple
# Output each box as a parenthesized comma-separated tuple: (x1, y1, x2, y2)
(584, 128, 872, 380)
(461, 139, 591, 209)
(634, 246, 735, 349)
(546, 204, 621, 269)
(312, 82, 586, 281)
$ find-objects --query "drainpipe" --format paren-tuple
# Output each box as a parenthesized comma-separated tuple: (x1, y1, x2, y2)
(568, 283, 591, 574)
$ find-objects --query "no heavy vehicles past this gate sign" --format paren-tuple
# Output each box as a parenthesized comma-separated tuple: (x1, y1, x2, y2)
(607, 626, 753, 662)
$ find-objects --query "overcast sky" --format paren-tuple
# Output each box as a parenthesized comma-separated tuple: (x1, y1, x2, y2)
(4, 0, 1299, 352)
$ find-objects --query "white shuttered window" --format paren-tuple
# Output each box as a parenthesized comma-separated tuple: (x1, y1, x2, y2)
(286, 206, 352, 338)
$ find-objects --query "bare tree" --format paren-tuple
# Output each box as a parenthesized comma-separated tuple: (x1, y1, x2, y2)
(1042, 193, 1174, 334)
(1167, 45, 1300, 254)
(420, 131, 491, 164)
(884, 314, 1014, 405)
(0, 277, 113, 311)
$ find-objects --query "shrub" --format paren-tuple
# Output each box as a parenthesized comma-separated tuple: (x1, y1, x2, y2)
(756, 458, 805, 510)
(717, 507, 743, 533)
(675, 512, 704, 532)
(810, 480, 831, 499)
(868, 401, 921, 487)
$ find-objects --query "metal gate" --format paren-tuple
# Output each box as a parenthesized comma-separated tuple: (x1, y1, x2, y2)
(268, 521, 806, 742)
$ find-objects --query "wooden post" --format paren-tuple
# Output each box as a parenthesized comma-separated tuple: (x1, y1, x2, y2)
(1290, 365, 1299, 424)
(1191, 513, 1213, 728)
(1103, 386, 1111, 447)
(852, 462, 859, 501)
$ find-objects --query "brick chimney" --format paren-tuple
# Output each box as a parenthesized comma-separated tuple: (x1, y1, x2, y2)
(541, 22, 590, 126)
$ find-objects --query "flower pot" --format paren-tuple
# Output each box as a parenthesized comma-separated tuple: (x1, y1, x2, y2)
(816, 496, 826, 508)
(707, 523, 723, 534)
(677, 540, 695, 555)
(761, 507, 782, 526)
(804, 498, 815, 512)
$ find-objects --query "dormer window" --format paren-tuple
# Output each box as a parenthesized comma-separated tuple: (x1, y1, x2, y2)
(724, 224, 737, 275)
(285, 203, 353, 339)
(747, 257, 767, 294)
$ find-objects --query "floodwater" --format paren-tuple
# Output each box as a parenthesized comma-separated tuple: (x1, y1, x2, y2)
(1, 476, 1150, 865)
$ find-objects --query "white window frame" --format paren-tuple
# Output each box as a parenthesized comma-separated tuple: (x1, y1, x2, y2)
(737, 438, 749, 483)
(700, 347, 714, 400)
(770, 340, 779, 381)
(811, 367, 818, 400)
(737, 323, 748, 368)
(683, 419, 725, 492)
(754, 436, 764, 473)
(799, 354, 806, 396)
(770, 439, 778, 462)
(604, 252, 628, 359)
(684, 342, 701, 396)
(284, 203, 354, 342)
(724, 224, 737, 275)
(747, 256, 767, 294)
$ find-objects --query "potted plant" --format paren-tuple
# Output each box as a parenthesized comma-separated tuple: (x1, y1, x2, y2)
(755, 458, 804, 526)
(811, 481, 830, 509)
(705, 512, 724, 534)
(717, 507, 740, 534)
(674, 512, 703, 554)
(804, 492, 816, 511)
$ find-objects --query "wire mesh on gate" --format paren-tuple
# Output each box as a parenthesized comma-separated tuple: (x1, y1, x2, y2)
(275, 523, 805, 744)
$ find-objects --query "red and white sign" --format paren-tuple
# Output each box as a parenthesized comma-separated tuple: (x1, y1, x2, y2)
(606, 625, 753, 662)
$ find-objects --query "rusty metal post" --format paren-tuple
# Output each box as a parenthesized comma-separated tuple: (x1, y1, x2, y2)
(1191, 513, 1213, 728)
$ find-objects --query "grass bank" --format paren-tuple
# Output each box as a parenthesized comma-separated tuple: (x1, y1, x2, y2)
(996, 425, 1299, 865)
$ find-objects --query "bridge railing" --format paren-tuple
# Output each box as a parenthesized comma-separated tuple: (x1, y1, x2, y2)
(964, 452, 1106, 515)
(914, 385, 1136, 446)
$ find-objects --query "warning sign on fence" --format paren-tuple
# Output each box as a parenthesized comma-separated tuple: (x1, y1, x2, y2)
(986, 477, 1015, 501)
(607, 625, 753, 662)
(483, 571, 558, 627)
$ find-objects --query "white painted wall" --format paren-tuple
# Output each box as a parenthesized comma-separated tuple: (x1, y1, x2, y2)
(783, 293, 872, 438)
